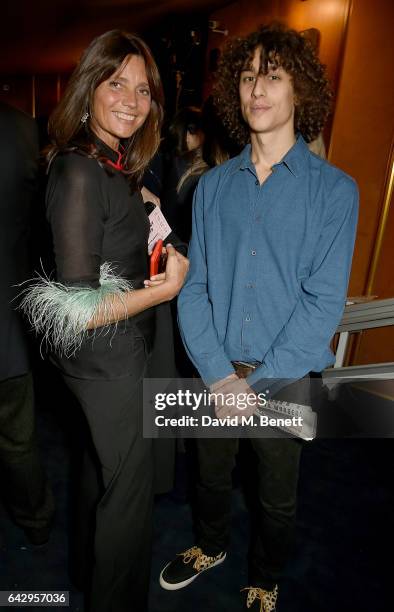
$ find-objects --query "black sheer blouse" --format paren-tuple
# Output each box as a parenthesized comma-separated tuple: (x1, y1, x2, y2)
(46, 137, 155, 379)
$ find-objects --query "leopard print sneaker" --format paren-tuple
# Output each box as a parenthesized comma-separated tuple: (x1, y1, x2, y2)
(242, 585, 278, 611)
(159, 545, 226, 590)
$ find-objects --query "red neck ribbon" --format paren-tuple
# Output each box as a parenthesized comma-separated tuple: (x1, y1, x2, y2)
(106, 148, 124, 171)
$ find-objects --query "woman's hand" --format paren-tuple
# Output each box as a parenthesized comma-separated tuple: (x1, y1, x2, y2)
(164, 245, 189, 297)
(144, 272, 166, 287)
(144, 244, 189, 299)
(141, 186, 161, 208)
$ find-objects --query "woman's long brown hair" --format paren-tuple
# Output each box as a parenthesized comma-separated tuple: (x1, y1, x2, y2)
(47, 30, 164, 186)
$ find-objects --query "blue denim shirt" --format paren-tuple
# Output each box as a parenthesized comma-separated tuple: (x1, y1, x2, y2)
(177, 136, 358, 387)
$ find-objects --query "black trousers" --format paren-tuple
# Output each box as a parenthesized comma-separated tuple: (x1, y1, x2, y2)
(63, 338, 153, 612)
(0, 372, 54, 532)
(196, 436, 303, 590)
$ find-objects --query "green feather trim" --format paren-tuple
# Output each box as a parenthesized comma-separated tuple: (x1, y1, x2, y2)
(18, 262, 133, 357)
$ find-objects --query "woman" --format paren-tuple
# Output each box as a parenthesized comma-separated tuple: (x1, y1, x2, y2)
(21, 30, 188, 612)
(162, 102, 234, 242)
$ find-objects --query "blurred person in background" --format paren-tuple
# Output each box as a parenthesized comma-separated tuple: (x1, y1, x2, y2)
(0, 101, 54, 547)
(162, 101, 235, 242)
(161, 106, 205, 239)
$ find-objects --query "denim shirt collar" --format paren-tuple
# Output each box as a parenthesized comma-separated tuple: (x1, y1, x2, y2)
(238, 134, 309, 178)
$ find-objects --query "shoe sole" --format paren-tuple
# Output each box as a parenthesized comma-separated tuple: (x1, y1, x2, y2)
(159, 553, 227, 591)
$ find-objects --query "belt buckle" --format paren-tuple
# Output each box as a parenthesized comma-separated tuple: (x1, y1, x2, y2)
(232, 360, 260, 379)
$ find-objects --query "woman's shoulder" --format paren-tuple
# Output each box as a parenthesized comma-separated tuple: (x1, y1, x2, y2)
(46, 149, 107, 210)
(49, 149, 100, 176)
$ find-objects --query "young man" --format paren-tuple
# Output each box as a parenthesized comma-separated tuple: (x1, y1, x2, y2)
(159, 25, 358, 610)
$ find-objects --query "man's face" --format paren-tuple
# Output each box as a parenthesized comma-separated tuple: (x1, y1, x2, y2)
(239, 47, 296, 137)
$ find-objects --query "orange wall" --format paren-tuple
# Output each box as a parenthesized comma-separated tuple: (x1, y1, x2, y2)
(277, 0, 349, 90)
(352, 151, 394, 365)
(328, 0, 394, 297)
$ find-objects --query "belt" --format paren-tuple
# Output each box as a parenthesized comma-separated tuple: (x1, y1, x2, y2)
(231, 360, 261, 379)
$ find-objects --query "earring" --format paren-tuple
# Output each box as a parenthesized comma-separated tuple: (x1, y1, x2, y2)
(80, 111, 89, 124)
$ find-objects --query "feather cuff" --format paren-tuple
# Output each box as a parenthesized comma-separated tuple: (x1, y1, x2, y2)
(18, 262, 133, 357)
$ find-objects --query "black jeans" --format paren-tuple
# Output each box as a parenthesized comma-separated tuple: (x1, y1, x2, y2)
(196, 436, 303, 590)
(63, 338, 153, 612)
(0, 372, 54, 531)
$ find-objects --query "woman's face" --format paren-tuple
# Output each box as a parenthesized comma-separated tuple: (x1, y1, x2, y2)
(90, 54, 152, 150)
(186, 129, 204, 152)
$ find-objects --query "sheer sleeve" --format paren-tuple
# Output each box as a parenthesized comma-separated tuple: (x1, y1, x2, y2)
(46, 153, 107, 288)
(19, 153, 132, 356)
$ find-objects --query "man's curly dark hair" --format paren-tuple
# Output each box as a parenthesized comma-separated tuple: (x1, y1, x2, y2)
(213, 23, 332, 145)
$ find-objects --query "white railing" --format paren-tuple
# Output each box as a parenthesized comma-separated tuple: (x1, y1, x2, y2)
(333, 297, 394, 368)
